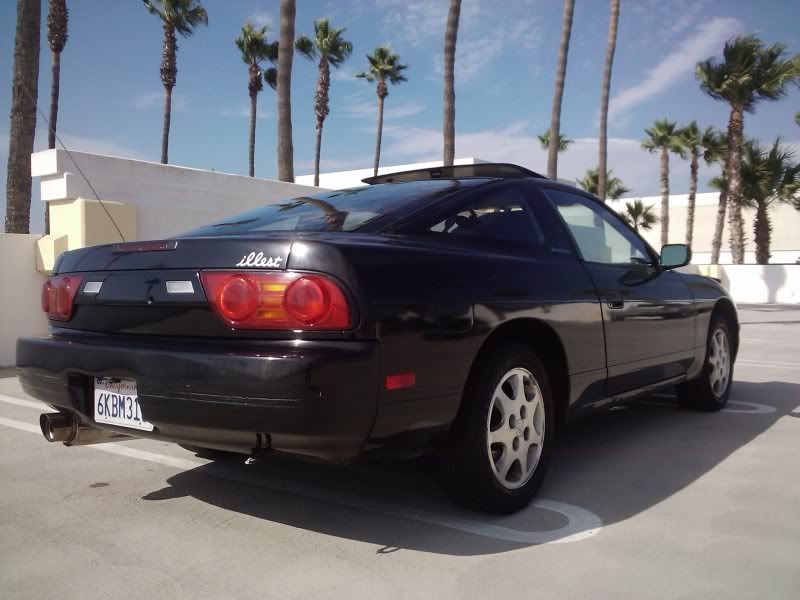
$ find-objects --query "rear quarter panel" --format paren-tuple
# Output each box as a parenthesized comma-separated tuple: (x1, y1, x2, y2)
(317, 235, 605, 450)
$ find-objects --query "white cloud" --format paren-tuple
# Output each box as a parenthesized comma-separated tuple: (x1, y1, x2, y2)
(608, 17, 742, 119)
(377, 121, 727, 197)
(249, 11, 273, 28)
(344, 99, 425, 120)
(132, 91, 188, 111)
(378, 0, 540, 83)
(218, 105, 273, 120)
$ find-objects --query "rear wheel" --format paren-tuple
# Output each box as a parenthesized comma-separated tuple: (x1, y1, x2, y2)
(437, 345, 554, 514)
(677, 317, 734, 411)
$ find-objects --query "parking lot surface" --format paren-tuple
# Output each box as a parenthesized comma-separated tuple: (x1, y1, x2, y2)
(1, 306, 799, 599)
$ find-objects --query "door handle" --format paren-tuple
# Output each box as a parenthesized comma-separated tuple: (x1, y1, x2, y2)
(605, 293, 624, 309)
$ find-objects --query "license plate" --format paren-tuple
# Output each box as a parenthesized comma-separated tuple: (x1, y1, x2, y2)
(94, 377, 153, 432)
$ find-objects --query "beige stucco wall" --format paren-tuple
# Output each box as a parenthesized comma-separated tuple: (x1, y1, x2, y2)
(0, 234, 48, 367)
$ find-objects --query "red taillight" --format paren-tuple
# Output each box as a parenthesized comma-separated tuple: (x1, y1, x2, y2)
(200, 271, 351, 330)
(42, 274, 84, 321)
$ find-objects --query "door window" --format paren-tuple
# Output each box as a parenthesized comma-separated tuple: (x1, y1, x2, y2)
(428, 187, 545, 245)
(545, 189, 652, 266)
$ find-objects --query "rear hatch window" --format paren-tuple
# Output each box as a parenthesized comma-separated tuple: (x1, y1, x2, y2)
(181, 179, 487, 237)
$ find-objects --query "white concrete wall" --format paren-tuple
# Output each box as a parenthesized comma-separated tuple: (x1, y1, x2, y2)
(607, 193, 800, 264)
(0, 234, 48, 367)
(33, 149, 325, 241)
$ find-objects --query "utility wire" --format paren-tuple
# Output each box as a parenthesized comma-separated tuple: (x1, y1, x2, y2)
(18, 82, 126, 242)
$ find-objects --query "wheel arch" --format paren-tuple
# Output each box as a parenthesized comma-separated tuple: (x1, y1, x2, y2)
(711, 297, 739, 359)
(463, 318, 571, 429)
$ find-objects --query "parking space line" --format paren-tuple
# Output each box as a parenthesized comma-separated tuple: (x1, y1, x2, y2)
(0, 416, 40, 434)
(0, 412, 602, 546)
(0, 394, 47, 411)
(737, 360, 800, 371)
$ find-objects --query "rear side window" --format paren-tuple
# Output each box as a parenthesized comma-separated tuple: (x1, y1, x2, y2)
(428, 188, 545, 245)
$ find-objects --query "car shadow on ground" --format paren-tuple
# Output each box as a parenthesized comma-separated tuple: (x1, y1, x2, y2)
(141, 380, 799, 556)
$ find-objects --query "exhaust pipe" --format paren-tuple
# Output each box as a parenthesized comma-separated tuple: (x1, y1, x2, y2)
(39, 413, 128, 446)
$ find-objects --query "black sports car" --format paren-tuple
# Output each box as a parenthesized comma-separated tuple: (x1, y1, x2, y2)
(17, 163, 738, 513)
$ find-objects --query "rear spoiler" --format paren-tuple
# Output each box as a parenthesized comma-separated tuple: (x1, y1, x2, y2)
(361, 163, 547, 185)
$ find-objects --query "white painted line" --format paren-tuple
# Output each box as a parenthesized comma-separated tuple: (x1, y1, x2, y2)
(742, 339, 800, 346)
(0, 394, 47, 411)
(737, 360, 800, 371)
(0, 414, 602, 545)
(0, 416, 41, 435)
(95, 444, 205, 471)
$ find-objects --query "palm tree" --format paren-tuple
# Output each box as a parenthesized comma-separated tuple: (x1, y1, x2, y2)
(696, 35, 800, 263)
(597, 0, 620, 202)
(642, 118, 685, 246)
(546, 0, 575, 179)
(143, 0, 208, 165)
(356, 45, 408, 177)
(442, 0, 462, 166)
(5, 0, 40, 234)
(679, 123, 720, 248)
(621, 199, 658, 232)
(295, 19, 353, 186)
(740, 139, 799, 264)
(577, 167, 630, 200)
(235, 22, 278, 178)
(276, 0, 297, 182)
(795, 112, 800, 126)
(46, 0, 67, 151)
(537, 131, 573, 152)
(704, 131, 729, 264)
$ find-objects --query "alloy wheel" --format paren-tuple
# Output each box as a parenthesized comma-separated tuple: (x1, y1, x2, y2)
(486, 368, 545, 490)
(708, 327, 731, 398)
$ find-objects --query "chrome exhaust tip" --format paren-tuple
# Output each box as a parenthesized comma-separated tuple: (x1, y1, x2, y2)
(39, 412, 128, 446)
(39, 412, 78, 443)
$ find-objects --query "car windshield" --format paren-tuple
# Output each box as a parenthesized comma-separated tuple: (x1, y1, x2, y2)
(181, 180, 482, 236)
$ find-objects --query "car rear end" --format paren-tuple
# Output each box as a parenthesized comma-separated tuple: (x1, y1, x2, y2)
(17, 235, 380, 462)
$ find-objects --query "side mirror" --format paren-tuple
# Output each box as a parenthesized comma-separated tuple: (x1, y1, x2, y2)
(660, 244, 691, 269)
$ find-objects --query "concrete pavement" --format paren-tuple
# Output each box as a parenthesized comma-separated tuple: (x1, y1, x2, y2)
(1, 306, 799, 599)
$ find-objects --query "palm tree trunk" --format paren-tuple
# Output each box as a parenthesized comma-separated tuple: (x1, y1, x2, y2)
(597, 0, 619, 202)
(547, 0, 575, 179)
(248, 92, 257, 177)
(659, 146, 669, 247)
(159, 23, 176, 165)
(161, 86, 172, 164)
(48, 50, 60, 150)
(753, 202, 771, 265)
(442, 0, 461, 167)
(373, 86, 386, 177)
(685, 151, 698, 248)
(726, 106, 745, 264)
(313, 57, 330, 187)
(4, 0, 41, 234)
(709, 186, 727, 264)
(45, 49, 61, 234)
(276, 0, 296, 182)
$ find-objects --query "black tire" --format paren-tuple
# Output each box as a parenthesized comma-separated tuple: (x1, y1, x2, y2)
(437, 344, 555, 514)
(677, 316, 734, 411)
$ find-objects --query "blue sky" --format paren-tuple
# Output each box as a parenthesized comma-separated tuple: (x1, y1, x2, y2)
(1, 0, 799, 232)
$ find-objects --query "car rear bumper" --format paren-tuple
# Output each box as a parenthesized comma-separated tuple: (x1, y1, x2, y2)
(16, 334, 380, 462)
